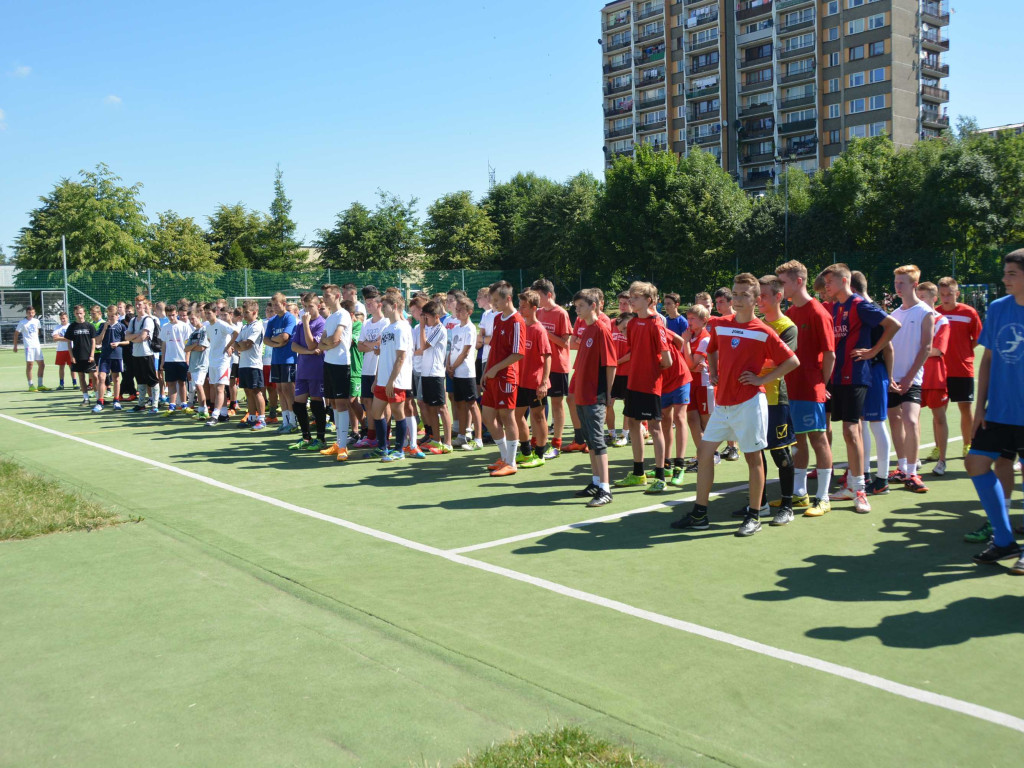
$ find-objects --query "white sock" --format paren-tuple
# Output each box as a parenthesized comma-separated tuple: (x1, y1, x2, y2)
(220, 407, 228, 417)
(853, 474, 866, 493)
(908, 461, 918, 477)
(335, 410, 349, 447)
(817, 468, 833, 499)
(505, 440, 518, 466)
(407, 416, 417, 447)
(495, 437, 507, 460)
(898, 457, 908, 473)
(794, 468, 808, 497)
(870, 420, 892, 478)
(600, 482, 611, 493)
(592, 474, 601, 486)
(861, 421, 872, 476)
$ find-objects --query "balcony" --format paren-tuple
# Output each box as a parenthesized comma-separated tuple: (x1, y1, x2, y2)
(746, 169, 774, 184)
(604, 57, 632, 74)
(684, 84, 719, 100)
(605, 124, 634, 139)
(741, 125, 775, 140)
(922, 112, 950, 130)
(687, 37, 720, 52)
(921, 60, 949, 78)
(637, 118, 668, 133)
(637, 93, 666, 110)
(740, 50, 774, 69)
(778, 43, 815, 61)
(606, 37, 632, 53)
(639, 71, 666, 86)
(779, 17, 815, 35)
(688, 60, 720, 75)
(740, 77, 774, 94)
(740, 101, 774, 117)
(604, 101, 633, 117)
(921, 84, 950, 102)
(779, 64, 815, 85)
(921, 30, 950, 51)
(692, 131, 723, 145)
(922, 1, 950, 26)
(685, 9, 719, 28)
(610, 147, 635, 159)
(780, 92, 815, 110)
(784, 140, 818, 156)
(776, 0, 813, 9)
(736, 1, 773, 22)
(636, 49, 666, 65)
(685, 0, 713, 5)
(741, 151, 775, 165)
(778, 117, 817, 134)
(688, 107, 720, 123)
(603, 12, 630, 31)
(636, 5, 664, 22)
(604, 81, 633, 96)
(636, 27, 666, 44)
(824, 142, 843, 157)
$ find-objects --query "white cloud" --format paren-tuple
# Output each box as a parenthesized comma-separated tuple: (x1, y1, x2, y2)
(103, 94, 122, 106)
(0, 108, 6, 130)
(13, 65, 31, 77)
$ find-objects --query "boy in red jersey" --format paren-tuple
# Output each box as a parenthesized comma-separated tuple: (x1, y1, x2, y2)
(916, 282, 951, 475)
(613, 281, 672, 494)
(570, 289, 619, 506)
(672, 273, 800, 537)
(660, 321, 693, 489)
(514, 290, 552, 468)
(531, 279, 573, 459)
(567, 288, 612, 452)
(935, 276, 983, 458)
(482, 282, 526, 477)
(607, 291, 632, 447)
(683, 303, 713, 467)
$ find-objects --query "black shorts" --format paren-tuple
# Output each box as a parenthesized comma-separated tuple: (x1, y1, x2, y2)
(163, 361, 188, 383)
(971, 421, 1024, 461)
(830, 384, 867, 423)
(516, 387, 544, 409)
(947, 376, 975, 403)
(360, 374, 376, 400)
(623, 389, 662, 421)
(70, 360, 96, 374)
(421, 376, 446, 406)
(231, 362, 240, 380)
(323, 363, 352, 399)
(238, 367, 264, 390)
(611, 374, 629, 400)
(887, 384, 922, 409)
(767, 404, 796, 450)
(453, 376, 478, 402)
(131, 355, 158, 387)
(270, 363, 296, 384)
(824, 383, 833, 413)
(411, 371, 422, 401)
(548, 372, 570, 398)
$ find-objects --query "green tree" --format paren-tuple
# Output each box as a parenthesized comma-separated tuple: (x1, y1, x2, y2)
(481, 172, 560, 268)
(14, 163, 150, 270)
(313, 192, 421, 271)
(314, 202, 373, 269)
(149, 211, 219, 271)
(256, 165, 306, 271)
(422, 191, 499, 270)
(205, 203, 267, 269)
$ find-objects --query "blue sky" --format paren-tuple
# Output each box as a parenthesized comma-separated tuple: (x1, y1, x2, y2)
(0, 0, 1019, 253)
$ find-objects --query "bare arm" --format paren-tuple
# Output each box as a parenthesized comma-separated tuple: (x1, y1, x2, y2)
(897, 313, 933, 392)
(484, 352, 524, 379)
(821, 350, 836, 387)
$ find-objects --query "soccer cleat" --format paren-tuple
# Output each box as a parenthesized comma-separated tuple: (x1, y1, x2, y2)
(904, 474, 929, 493)
(56, 384, 65, 391)
(353, 436, 375, 449)
(28, 384, 37, 391)
(80, 397, 91, 406)
(888, 469, 908, 484)
(923, 446, 941, 463)
(671, 511, 710, 531)
(854, 491, 871, 514)
(964, 521, 993, 543)
(519, 455, 545, 469)
(217, 414, 229, 423)
(112, 402, 122, 411)
(644, 479, 667, 494)
(305, 439, 326, 451)
(612, 436, 629, 448)
(829, 486, 856, 502)
(250, 421, 267, 432)
(972, 541, 1023, 565)
(1010, 557, 1024, 576)
(91, 404, 103, 414)
(132, 405, 146, 412)
(771, 505, 794, 527)
(574, 482, 600, 498)
(542, 446, 561, 460)
(613, 473, 647, 489)
(587, 490, 613, 507)
(771, 494, 810, 508)
(335, 448, 350, 462)
(451, 435, 468, 447)
(36, 385, 52, 392)
(405, 447, 427, 459)
(266, 416, 279, 424)
(147, 407, 160, 415)
(227, 408, 236, 417)
(733, 503, 769, 518)
(721, 446, 739, 461)
(869, 477, 890, 495)
(487, 459, 508, 472)
(183, 407, 196, 416)
(563, 441, 589, 453)
(380, 450, 405, 463)
(490, 464, 517, 477)
(807, 469, 818, 479)
(204, 418, 219, 427)
(288, 439, 310, 450)
(515, 452, 532, 465)
(932, 459, 947, 477)
(462, 441, 483, 451)
(645, 469, 658, 479)
(713, 452, 722, 465)
(683, 457, 699, 471)
(669, 468, 686, 488)
(320, 444, 343, 456)
(803, 498, 831, 517)
(735, 511, 762, 537)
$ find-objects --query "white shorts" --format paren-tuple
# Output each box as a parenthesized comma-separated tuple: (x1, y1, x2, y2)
(190, 367, 208, 386)
(24, 348, 44, 362)
(210, 360, 231, 386)
(702, 393, 768, 454)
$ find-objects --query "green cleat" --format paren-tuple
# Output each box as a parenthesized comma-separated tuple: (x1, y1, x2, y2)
(964, 521, 994, 543)
(28, 384, 37, 391)
(614, 473, 648, 489)
(669, 468, 686, 488)
(644, 479, 667, 494)
(519, 455, 546, 469)
(516, 452, 532, 465)
(288, 439, 310, 451)
(36, 384, 52, 392)
(305, 439, 326, 451)
(772, 494, 810, 508)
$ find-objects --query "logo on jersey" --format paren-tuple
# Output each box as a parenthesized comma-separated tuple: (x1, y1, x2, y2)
(586, 338, 594, 348)
(997, 324, 1024, 364)
(731, 337, 740, 348)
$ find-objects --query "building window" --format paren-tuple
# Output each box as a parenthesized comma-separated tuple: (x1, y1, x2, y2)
(868, 94, 885, 110)
(784, 8, 814, 26)
(868, 13, 886, 29)
(869, 121, 887, 136)
(829, 77, 840, 92)
(848, 71, 865, 87)
(848, 18, 864, 35)
(678, 106, 686, 119)
(678, 129, 686, 142)
(868, 41, 884, 56)
(849, 45, 864, 61)
(828, 52, 840, 66)
(848, 98, 865, 114)
(829, 129, 841, 144)
(826, 1, 839, 15)
(788, 108, 816, 122)
(848, 124, 868, 139)
(869, 67, 886, 83)
(826, 26, 839, 41)
(785, 33, 814, 51)
(848, 0, 864, 7)
(829, 104, 840, 118)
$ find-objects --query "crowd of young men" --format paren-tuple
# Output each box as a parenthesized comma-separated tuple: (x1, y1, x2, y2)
(13, 252, 1024, 572)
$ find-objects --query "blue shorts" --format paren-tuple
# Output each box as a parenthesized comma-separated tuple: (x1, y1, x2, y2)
(270, 363, 296, 384)
(791, 400, 827, 434)
(863, 363, 889, 422)
(98, 358, 124, 375)
(445, 374, 454, 394)
(660, 383, 691, 408)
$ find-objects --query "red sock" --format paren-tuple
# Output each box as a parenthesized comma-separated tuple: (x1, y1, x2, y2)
(553, 438, 562, 448)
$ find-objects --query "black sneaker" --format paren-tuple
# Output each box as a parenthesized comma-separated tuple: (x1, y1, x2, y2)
(574, 482, 600, 498)
(683, 457, 698, 471)
(671, 511, 710, 530)
(733, 503, 769, 518)
(869, 477, 890, 495)
(770, 505, 795, 527)
(735, 510, 762, 537)
(132, 405, 145, 412)
(721, 446, 740, 461)
(972, 541, 1023, 565)
(586, 490, 613, 508)
(217, 414, 230, 423)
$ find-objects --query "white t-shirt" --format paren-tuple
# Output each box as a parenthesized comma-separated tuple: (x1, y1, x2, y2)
(16, 317, 42, 349)
(449, 322, 478, 378)
(162, 320, 191, 363)
(890, 302, 933, 385)
(231, 322, 242, 364)
(696, 334, 711, 387)
(323, 309, 352, 366)
(420, 322, 448, 378)
(207, 319, 236, 365)
(411, 323, 424, 375)
(375, 319, 413, 390)
(236, 319, 265, 369)
(128, 316, 156, 357)
(53, 324, 70, 352)
(352, 300, 367, 316)
(480, 309, 497, 364)
(357, 315, 389, 376)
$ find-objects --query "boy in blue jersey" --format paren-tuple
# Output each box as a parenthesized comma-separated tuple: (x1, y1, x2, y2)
(967, 249, 1024, 572)
(265, 293, 298, 433)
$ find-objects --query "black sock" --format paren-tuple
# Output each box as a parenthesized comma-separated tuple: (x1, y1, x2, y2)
(521, 441, 533, 457)
(760, 453, 769, 508)
(310, 399, 327, 441)
(693, 503, 708, 516)
(674, 457, 684, 469)
(633, 461, 644, 477)
(780, 465, 795, 504)
(655, 466, 666, 481)
(574, 428, 584, 443)
(294, 401, 311, 440)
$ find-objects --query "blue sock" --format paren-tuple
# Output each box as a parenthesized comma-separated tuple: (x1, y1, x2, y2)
(375, 419, 388, 451)
(972, 471, 1014, 547)
(394, 418, 407, 454)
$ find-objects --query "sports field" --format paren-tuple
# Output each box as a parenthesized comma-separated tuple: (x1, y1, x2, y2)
(1, 351, 1021, 767)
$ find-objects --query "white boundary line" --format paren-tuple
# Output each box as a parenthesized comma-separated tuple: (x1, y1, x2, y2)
(1, 412, 1019, 735)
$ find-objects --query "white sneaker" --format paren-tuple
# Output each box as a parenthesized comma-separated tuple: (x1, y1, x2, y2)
(854, 490, 871, 514)
(932, 459, 947, 477)
(91, 404, 103, 413)
(829, 486, 856, 502)
(452, 435, 467, 447)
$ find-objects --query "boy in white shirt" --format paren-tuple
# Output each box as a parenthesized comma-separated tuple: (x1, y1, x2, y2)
(13, 306, 48, 390)
(371, 293, 413, 462)
(230, 300, 266, 430)
(204, 303, 237, 426)
(159, 305, 192, 414)
(355, 286, 389, 449)
(419, 300, 452, 453)
(317, 284, 353, 461)
(184, 308, 210, 418)
(447, 297, 483, 450)
(53, 311, 74, 389)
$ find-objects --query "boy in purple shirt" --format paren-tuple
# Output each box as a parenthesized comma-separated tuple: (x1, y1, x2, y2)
(289, 293, 328, 451)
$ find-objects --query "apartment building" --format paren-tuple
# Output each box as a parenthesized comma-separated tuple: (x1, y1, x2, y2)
(600, 0, 950, 192)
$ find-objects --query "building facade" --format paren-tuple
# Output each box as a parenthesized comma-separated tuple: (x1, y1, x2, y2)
(600, 0, 950, 192)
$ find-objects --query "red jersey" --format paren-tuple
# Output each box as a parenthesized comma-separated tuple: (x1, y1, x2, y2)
(624, 315, 670, 396)
(519, 320, 552, 390)
(570, 320, 617, 406)
(486, 310, 526, 384)
(612, 322, 631, 376)
(937, 302, 982, 378)
(784, 298, 836, 402)
(660, 340, 692, 392)
(707, 317, 796, 406)
(688, 327, 711, 387)
(535, 305, 572, 375)
(922, 312, 950, 390)
(573, 312, 612, 341)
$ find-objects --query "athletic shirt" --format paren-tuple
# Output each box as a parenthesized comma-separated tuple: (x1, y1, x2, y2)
(236, 319, 265, 369)
(831, 295, 888, 387)
(784, 298, 835, 402)
(54, 324, 70, 352)
(294, 315, 325, 380)
(375, 319, 413, 390)
(922, 311, 949, 390)
(66, 321, 96, 362)
(890, 301, 933, 386)
(266, 313, 298, 365)
(660, 341, 692, 393)
(707, 317, 796, 407)
(689, 328, 711, 387)
(937, 302, 983, 378)
(16, 317, 41, 349)
(760, 316, 798, 407)
(665, 314, 689, 339)
(323, 309, 352, 366)
(570, 320, 617, 406)
(480, 309, 498, 364)
(420, 322, 448, 378)
(186, 325, 209, 370)
(535, 305, 572, 374)
(128, 316, 156, 357)
(101, 321, 127, 361)
(449, 322, 477, 378)
(979, 296, 1024, 426)
(573, 313, 612, 342)
(349, 319, 364, 379)
(612, 322, 631, 376)
(624, 316, 671, 396)
(162, 320, 191, 363)
(519, 321, 552, 390)
(357, 316, 389, 376)
(486, 311, 526, 384)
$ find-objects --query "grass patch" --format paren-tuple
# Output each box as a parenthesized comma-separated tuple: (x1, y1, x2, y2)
(0, 458, 130, 540)
(451, 726, 663, 768)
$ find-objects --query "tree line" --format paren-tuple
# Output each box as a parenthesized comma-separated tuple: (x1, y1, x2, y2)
(13, 119, 1024, 298)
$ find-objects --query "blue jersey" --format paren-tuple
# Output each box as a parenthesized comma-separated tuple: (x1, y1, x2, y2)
(665, 315, 689, 338)
(266, 313, 298, 365)
(979, 295, 1024, 426)
(101, 321, 127, 361)
(831, 295, 888, 387)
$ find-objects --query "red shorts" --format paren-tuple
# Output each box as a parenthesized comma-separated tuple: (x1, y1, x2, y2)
(922, 388, 948, 409)
(55, 350, 73, 366)
(263, 364, 275, 389)
(373, 384, 407, 404)
(482, 376, 517, 410)
(687, 383, 712, 414)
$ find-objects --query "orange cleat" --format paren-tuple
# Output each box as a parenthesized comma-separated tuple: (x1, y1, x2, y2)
(564, 442, 589, 453)
(319, 444, 342, 457)
(335, 448, 350, 462)
(490, 464, 518, 477)
(488, 459, 508, 472)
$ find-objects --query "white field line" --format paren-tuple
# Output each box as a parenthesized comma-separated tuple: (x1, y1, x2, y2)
(0, 413, 1017, 735)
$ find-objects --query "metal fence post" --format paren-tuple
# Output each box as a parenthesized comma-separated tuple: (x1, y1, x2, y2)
(461, 269, 465, 291)
(244, 267, 249, 298)
(147, 269, 152, 300)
